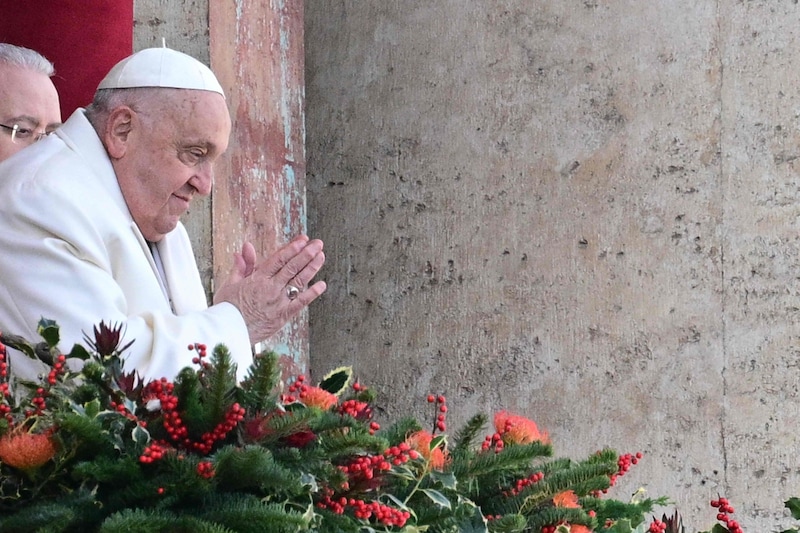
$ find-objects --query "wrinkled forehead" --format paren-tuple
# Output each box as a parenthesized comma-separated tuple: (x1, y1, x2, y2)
(146, 89, 232, 152)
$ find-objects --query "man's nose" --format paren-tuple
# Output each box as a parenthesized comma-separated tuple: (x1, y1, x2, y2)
(189, 163, 214, 196)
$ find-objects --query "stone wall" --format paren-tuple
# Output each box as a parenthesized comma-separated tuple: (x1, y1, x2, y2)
(305, 1, 800, 529)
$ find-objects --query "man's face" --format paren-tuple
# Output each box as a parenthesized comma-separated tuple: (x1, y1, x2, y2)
(0, 62, 61, 162)
(114, 90, 231, 242)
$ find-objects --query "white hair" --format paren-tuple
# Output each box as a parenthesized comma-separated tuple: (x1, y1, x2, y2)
(0, 43, 55, 77)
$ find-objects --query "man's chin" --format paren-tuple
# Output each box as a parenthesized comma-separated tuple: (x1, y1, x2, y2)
(146, 220, 180, 242)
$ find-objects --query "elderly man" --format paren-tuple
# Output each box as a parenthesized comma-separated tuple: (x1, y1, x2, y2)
(0, 47, 326, 383)
(0, 43, 62, 162)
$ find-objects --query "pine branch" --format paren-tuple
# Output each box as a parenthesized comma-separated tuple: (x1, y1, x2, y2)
(98, 508, 235, 533)
(202, 344, 238, 424)
(71, 455, 142, 484)
(0, 488, 101, 532)
(455, 441, 551, 480)
(536, 458, 616, 496)
(314, 423, 387, 459)
(380, 416, 423, 445)
(582, 494, 666, 529)
(238, 350, 281, 414)
(213, 445, 305, 496)
(524, 506, 593, 532)
(450, 413, 488, 455)
(174, 368, 210, 437)
(55, 410, 128, 460)
(259, 406, 317, 442)
(195, 496, 311, 533)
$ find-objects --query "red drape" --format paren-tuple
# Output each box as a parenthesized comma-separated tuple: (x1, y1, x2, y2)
(0, 1, 134, 119)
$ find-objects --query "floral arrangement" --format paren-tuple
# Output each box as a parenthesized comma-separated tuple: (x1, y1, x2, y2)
(0, 318, 793, 532)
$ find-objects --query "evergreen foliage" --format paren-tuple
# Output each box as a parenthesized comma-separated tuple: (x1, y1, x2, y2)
(0, 319, 762, 532)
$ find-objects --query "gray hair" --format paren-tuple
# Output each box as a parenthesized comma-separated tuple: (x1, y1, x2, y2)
(84, 87, 178, 131)
(0, 43, 55, 77)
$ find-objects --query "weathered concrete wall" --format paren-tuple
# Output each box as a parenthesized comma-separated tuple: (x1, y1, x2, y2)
(208, 0, 309, 377)
(305, 1, 800, 529)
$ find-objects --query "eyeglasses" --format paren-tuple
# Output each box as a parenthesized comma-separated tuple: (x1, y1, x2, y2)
(0, 123, 52, 144)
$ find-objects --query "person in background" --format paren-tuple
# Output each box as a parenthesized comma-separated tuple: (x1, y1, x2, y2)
(0, 43, 61, 162)
(0, 47, 326, 383)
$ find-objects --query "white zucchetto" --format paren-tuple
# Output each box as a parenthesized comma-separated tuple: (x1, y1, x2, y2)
(96, 47, 225, 97)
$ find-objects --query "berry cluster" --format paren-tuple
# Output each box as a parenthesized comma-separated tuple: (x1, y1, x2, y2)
(502, 471, 544, 497)
(138, 375, 246, 463)
(338, 382, 381, 434)
(426, 394, 447, 433)
(317, 495, 410, 527)
(108, 398, 143, 426)
(648, 518, 667, 533)
(139, 441, 168, 464)
(338, 454, 391, 483)
(282, 374, 308, 404)
(336, 443, 420, 490)
(338, 399, 371, 419)
(593, 451, 643, 495)
(481, 431, 505, 453)
(711, 497, 742, 533)
(610, 451, 642, 487)
(45, 354, 68, 386)
(0, 339, 69, 425)
(196, 460, 215, 479)
(187, 342, 208, 368)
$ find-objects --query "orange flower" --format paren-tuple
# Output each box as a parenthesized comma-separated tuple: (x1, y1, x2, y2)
(405, 430, 447, 470)
(553, 490, 580, 508)
(0, 431, 57, 470)
(494, 411, 550, 445)
(553, 491, 592, 533)
(299, 386, 338, 410)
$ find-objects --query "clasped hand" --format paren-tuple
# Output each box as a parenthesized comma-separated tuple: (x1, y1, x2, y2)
(213, 235, 326, 343)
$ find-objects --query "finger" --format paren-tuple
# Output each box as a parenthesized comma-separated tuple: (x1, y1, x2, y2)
(241, 242, 257, 277)
(263, 238, 323, 283)
(287, 280, 327, 309)
(258, 235, 312, 277)
(287, 250, 326, 290)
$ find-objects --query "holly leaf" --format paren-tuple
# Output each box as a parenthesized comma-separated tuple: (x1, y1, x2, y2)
(131, 424, 150, 446)
(786, 498, 800, 520)
(421, 488, 451, 510)
(430, 470, 457, 490)
(37, 318, 60, 347)
(318, 366, 352, 396)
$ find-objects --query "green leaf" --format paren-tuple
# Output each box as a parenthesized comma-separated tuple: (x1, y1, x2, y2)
(430, 470, 457, 490)
(421, 488, 451, 510)
(604, 519, 637, 533)
(787, 498, 800, 519)
(84, 399, 102, 418)
(384, 493, 412, 513)
(0, 333, 36, 358)
(300, 472, 318, 491)
(37, 318, 60, 347)
(430, 434, 447, 451)
(68, 344, 93, 361)
(318, 366, 352, 396)
(131, 424, 150, 446)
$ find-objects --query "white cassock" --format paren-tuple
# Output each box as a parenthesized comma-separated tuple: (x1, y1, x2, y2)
(0, 109, 253, 383)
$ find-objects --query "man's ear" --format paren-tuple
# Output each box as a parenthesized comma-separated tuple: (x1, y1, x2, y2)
(103, 106, 135, 159)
